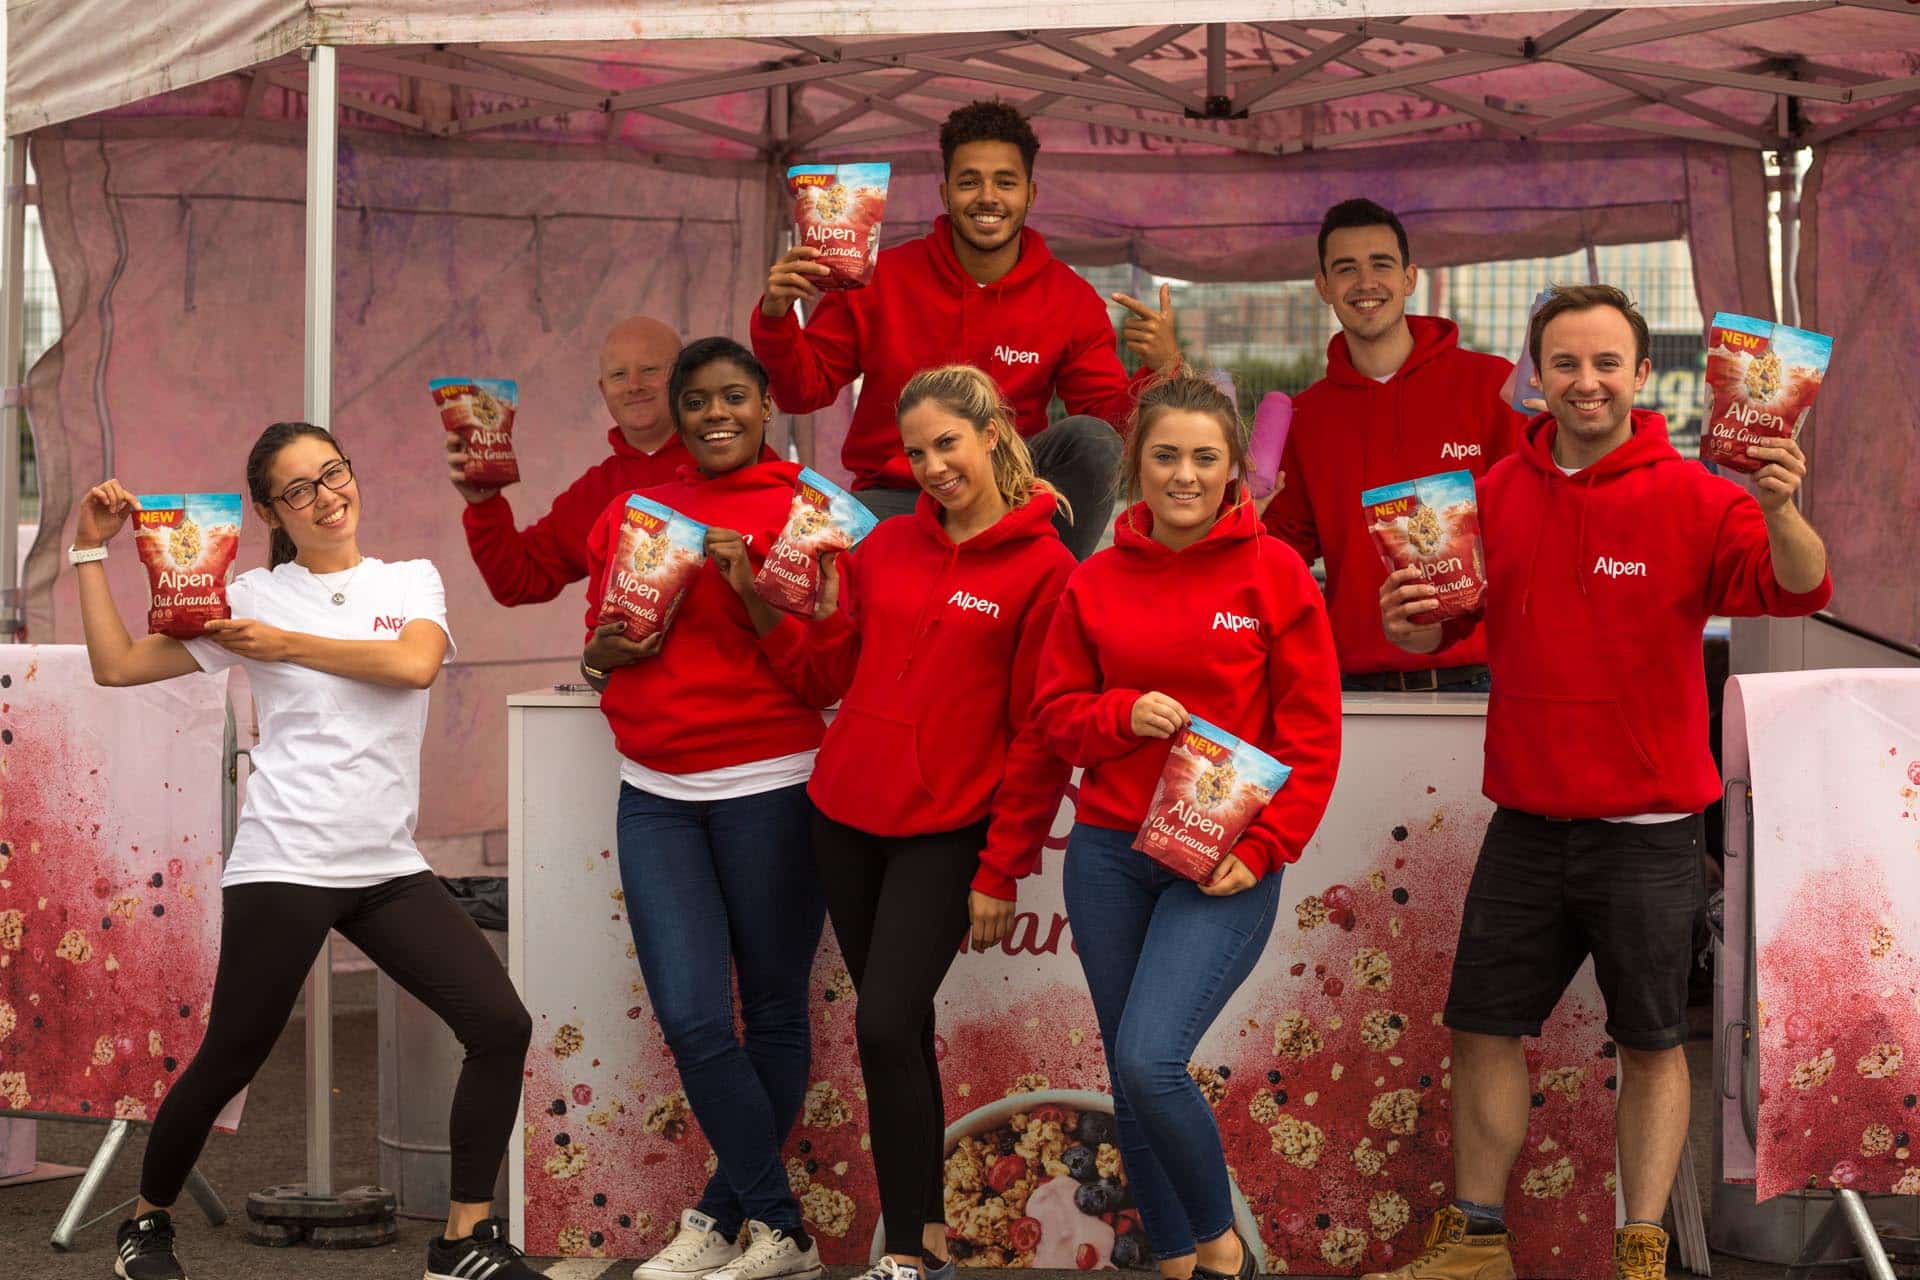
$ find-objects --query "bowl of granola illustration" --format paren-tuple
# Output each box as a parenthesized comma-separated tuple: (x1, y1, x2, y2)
(874, 1089, 1264, 1270)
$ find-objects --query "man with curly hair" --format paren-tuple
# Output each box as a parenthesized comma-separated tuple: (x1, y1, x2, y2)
(754, 100, 1180, 559)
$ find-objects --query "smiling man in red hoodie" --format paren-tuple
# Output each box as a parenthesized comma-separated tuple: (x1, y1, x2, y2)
(752, 100, 1179, 559)
(1372, 285, 1830, 1280)
(1265, 199, 1525, 690)
(450, 315, 687, 605)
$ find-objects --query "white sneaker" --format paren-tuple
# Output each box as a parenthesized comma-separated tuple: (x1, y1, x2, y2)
(706, 1220, 823, 1280)
(633, 1209, 742, 1280)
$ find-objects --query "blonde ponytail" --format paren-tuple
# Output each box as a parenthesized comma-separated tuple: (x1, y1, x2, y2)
(897, 365, 1074, 525)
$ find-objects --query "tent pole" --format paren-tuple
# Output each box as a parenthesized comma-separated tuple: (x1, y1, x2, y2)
(301, 42, 339, 1201)
(0, 138, 27, 641)
(1205, 24, 1227, 104)
(1778, 150, 1803, 328)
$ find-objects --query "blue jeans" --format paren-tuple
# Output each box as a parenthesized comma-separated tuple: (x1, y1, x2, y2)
(1062, 823, 1281, 1261)
(617, 782, 826, 1235)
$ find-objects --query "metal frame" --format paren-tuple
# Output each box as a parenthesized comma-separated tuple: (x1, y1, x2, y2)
(0, 141, 25, 638)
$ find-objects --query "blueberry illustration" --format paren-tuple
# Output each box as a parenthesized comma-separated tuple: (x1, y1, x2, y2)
(1075, 1179, 1120, 1216)
(1062, 1144, 1099, 1183)
(1113, 1235, 1146, 1269)
(997, 1131, 1019, 1155)
(1078, 1111, 1117, 1146)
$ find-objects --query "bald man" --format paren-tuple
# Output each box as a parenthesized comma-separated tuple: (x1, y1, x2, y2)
(451, 317, 686, 606)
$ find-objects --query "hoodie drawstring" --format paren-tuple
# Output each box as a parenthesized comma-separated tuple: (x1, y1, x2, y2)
(1574, 469, 1598, 597)
(899, 541, 959, 680)
(1521, 466, 1549, 617)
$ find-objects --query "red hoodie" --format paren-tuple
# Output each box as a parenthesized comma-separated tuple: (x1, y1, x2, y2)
(465, 427, 690, 606)
(750, 217, 1151, 490)
(1264, 317, 1524, 674)
(584, 459, 827, 773)
(1034, 496, 1343, 878)
(1469, 409, 1831, 817)
(759, 490, 1075, 900)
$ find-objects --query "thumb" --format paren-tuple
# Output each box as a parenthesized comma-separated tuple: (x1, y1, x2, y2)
(1158, 281, 1172, 317)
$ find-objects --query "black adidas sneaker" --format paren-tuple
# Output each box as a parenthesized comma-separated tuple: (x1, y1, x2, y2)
(425, 1216, 543, 1280)
(114, 1210, 188, 1280)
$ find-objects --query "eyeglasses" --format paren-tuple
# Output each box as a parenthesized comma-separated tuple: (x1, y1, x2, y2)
(273, 459, 354, 510)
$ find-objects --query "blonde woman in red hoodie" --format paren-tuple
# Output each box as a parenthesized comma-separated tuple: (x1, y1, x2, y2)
(728, 365, 1075, 1280)
(582, 338, 829, 1280)
(1034, 376, 1342, 1280)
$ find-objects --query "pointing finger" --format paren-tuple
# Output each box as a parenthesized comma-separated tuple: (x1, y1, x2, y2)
(1158, 281, 1172, 317)
(1109, 293, 1160, 322)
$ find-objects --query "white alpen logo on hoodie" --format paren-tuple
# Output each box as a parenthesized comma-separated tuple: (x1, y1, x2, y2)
(1440, 441, 1482, 460)
(1213, 611, 1259, 633)
(994, 345, 1040, 366)
(1593, 556, 1648, 578)
(948, 590, 1002, 618)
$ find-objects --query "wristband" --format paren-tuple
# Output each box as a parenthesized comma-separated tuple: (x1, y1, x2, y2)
(581, 659, 608, 681)
(68, 544, 109, 566)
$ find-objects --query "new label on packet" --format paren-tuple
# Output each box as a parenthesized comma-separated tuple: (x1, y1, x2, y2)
(1134, 716, 1292, 881)
(752, 467, 881, 617)
(598, 495, 709, 644)
(133, 494, 244, 639)
(1701, 312, 1833, 473)
(431, 377, 521, 487)
(1361, 469, 1488, 622)
(789, 163, 890, 290)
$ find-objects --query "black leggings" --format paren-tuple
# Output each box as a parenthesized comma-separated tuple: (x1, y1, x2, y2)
(140, 872, 532, 1207)
(811, 811, 985, 1257)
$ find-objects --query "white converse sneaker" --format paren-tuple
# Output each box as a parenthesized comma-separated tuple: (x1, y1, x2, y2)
(705, 1221, 823, 1280)
(633, 1209, 742, 1280)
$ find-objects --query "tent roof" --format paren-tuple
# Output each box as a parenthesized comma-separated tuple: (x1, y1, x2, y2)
(11, 1, 1920, 152)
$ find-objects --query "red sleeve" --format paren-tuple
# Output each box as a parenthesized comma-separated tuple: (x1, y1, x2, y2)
(1262, 431, 1322, 565)
(1232, 549, 1344, 878)
(580, 495, 625, 642)
(974, 559, 1075, 901)
(1051, 290, 1146, 431)
(463, 465, 607, 606)
(1703, 492, 1833, 618)
(750, 299, 862, 416)
(1032, 583, 1145, 767)
(754, 552, 864, 708)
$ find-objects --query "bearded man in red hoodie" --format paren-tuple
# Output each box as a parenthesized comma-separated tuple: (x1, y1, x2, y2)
(448, 315, 687, 605)
(1373, 285, 1830, 1280)
(752, 100, 1180, 559)
(1265, 199, 1525, 690)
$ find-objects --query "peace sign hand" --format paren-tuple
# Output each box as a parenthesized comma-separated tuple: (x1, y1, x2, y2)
(1111, 282, 1182, 376)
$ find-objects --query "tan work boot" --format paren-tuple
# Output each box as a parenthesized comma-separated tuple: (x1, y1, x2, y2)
(1360, 1205, 1516, 1280)
(1612, 1223, 1669, 1279)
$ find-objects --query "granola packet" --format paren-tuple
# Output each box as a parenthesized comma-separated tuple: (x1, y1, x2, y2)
(431, 377, 520, 487)
(132, 494, 244, 639)
(1701, 313, 1832, 473)
(1133, 716, 1291, 881)
(752, 467, 880, 617)
(789, 163, 890, 290)
(1362, 469, 1487, 623)
(598, 494, 709, 643)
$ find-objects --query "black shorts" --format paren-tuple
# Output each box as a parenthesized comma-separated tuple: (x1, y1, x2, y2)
(1442, 808, 1704, 1051)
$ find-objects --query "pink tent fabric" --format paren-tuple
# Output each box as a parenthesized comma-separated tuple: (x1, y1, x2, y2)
(1798, 127, 1920, 649)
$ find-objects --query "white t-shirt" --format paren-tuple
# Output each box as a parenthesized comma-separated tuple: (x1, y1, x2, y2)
(619, 750, 817, 803)
(185, 558, 456, 889)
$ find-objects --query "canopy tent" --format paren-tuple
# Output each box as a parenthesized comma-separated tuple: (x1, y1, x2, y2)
(6, 0, 1917, 828)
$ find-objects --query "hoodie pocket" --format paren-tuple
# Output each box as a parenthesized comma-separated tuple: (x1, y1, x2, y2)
(1486, 692, 1658, 802)
(826, 704, 939, 832)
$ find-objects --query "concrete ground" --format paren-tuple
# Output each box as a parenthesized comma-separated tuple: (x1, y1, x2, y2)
(0, 975, 1845, 1278)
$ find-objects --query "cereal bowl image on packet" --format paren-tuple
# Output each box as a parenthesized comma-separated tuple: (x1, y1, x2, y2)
(132, 494, 244, 639)
(1702, 312, 1833, 473)
(598, 495, 709, 643)
(1133, 717, 1291, 882)
(752, 467, 881, 617)
(431, 377, 521, 487)
(790, 163, 890, 290)
(1362, 469, 1488, 623)
(922, 1089, 1265, 1270)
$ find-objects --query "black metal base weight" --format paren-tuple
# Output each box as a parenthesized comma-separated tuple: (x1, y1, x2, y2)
(244, 1184, 397, 1249)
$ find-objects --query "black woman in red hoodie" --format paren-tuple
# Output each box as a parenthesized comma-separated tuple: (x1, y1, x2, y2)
(1034, 375, 1342, 1280)
(730, 365, 1076, 1280)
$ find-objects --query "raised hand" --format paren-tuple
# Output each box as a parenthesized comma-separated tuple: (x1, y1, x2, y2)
(1111, 282, 1182, 375)
(76, 480, 142, 547)
(762, 246, 831, 318)
(444, 432, 499, 505)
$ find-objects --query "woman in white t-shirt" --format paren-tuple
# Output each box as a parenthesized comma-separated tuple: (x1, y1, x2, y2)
(71, 422, 539, 1280)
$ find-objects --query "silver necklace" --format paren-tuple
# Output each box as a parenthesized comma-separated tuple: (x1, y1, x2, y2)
(320, 559, 365, 606)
